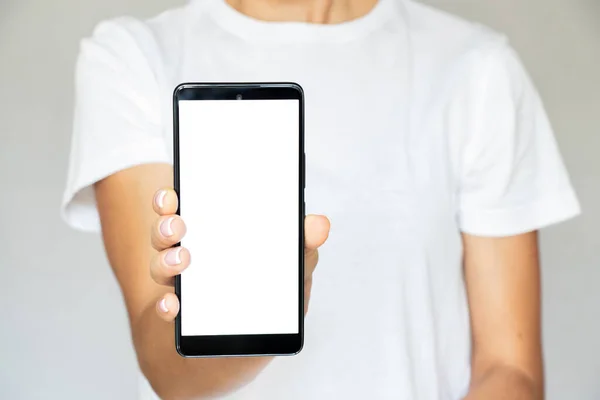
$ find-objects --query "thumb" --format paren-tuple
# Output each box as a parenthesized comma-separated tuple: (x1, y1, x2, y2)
(304, 214, 330, 251)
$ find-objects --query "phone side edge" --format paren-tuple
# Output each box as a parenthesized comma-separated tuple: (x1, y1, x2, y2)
(297, 85, 305, 355)
(173, 85, 186, 357)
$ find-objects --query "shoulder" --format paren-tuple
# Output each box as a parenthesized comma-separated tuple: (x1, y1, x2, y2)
(401, 1, 528, 108)
(403, 0, 507, 56)
(402, 0, 513, 85)
(78, 2, 205, 72)
(85, 2, 196, 42)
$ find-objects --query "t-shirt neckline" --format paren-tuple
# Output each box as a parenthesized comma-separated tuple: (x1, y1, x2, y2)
(199, 0, 396, 43)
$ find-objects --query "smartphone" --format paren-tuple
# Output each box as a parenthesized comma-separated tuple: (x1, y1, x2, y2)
(173, 83, 305, 357)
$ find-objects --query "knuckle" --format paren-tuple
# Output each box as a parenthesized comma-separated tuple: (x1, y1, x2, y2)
(150, 255, 164, 279)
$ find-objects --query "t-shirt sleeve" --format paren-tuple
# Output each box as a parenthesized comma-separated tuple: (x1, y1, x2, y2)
(61, 18, 170, 232)
(456, 43, 581, 236)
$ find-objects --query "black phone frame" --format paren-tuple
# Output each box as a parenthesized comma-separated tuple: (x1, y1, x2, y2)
(173, 82, 305, 358)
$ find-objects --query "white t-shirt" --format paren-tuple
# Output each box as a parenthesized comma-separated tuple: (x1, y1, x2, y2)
(62, 0, 581, 399)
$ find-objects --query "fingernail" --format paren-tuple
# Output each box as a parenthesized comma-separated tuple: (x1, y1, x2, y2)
(165, 247, 182, 266)
(154, 190, 167, 209)
(158, 298, 169, 313)
(160, 217, 175, 237)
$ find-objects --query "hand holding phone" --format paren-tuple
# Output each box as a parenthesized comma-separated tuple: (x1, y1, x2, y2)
(149, 189, 330, 347)
(152, 82, 330, 358)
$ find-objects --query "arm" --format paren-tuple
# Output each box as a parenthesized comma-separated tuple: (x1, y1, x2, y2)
(95, 163, 329, 400)
(96, 163, 267, 399)
(462, 232, 545, 400)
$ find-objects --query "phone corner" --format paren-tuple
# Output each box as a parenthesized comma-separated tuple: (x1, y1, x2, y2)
(174, 339, 189, 358)
(290, 335, 304, 356)
(174, 317, 187, 358)
(291, 346, 304, 357)
(281, 82, 304, 97)
(172, 83, 189, 99)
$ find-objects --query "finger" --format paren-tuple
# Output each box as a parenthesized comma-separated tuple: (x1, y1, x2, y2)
(153, 188, 178, 216)
(151, 215, 187, 251)
(156, 292, 180, 322)
(305, 249, 319, 278)
(304, 214, 330, 277)
(304, 276, 313, 315)
(305, 214, 330, 250)
(150, 246, 191, 286)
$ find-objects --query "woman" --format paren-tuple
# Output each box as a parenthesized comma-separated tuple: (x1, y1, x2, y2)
(62, 0, 580, 398)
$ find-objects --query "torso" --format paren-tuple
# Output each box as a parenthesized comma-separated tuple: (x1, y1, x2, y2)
(130, 0, 506, 397)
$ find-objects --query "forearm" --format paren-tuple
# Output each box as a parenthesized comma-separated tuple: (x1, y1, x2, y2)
(464, 364, 543, 400)
(95, 168, 271, 399)
(132, 299, 272, 400)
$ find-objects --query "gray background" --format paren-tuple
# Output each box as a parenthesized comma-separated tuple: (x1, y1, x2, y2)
(0, 0, 598, 399)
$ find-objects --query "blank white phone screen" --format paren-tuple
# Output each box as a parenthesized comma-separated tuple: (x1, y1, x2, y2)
(178, 99, 300, 336)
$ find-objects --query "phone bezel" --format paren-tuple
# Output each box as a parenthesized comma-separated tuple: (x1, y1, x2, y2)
(172, 82, 305, 358)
